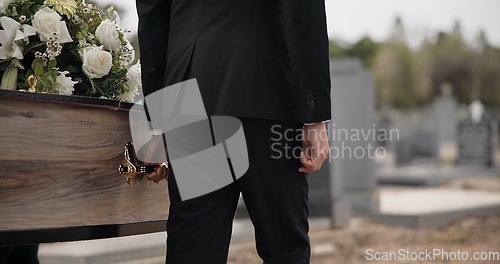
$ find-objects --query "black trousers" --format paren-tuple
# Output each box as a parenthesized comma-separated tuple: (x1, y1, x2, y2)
(0, 245, 39, 264)
(166, 117, 310, 264)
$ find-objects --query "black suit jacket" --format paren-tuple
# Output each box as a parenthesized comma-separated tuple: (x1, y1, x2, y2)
(137, 0, 331, 123)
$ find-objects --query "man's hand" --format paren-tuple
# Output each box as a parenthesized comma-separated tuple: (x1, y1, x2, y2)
(142, 135, 169, 183)
(146, 164, 169, 183)
(299, 122, 330, 173)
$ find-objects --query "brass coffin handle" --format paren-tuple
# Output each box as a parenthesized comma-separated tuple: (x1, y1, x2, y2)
(118, 141, 168, 184)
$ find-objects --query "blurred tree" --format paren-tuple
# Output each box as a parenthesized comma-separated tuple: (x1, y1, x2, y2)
(329, 39, 348, 58)
(426, 21, 476, 104)
(373, 17, 415, 109)
(329, 37, 379, 70)
(375, 18, 500, 108)
(329, 16, 500, 109)
(390, 16, 406, 43)
(346, 36, 378, 67)
(411, 37, 434, 105)
(475, 31, 500, 106)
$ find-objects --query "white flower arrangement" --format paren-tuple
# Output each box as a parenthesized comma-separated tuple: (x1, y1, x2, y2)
(32, 7, 72, 43)
(95, 19, 122, 52)
(0, 0, 141, 102)
(81, 45, 112, 79)
(0, 16, 36, 60)
(120, 61, 140, 102)
(54, 70, 76, 95)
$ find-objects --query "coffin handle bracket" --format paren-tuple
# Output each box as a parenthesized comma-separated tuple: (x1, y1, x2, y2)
(118, 141, 168, 184)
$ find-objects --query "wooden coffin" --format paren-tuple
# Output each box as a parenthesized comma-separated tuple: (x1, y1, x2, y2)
(0, 90, 169, 245)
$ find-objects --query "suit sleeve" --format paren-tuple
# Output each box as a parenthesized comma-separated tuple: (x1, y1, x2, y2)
(136, 0, 171, 97)
(282, 0, 331, 123)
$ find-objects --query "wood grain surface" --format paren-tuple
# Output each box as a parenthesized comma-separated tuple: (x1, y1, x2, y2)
(0, 95, 169, 232)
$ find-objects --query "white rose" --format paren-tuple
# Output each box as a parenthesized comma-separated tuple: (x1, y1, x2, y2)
(118, 62, 141, 102)
(95, 19, 122, 52)
(82, 46, 113, 79)
(32, 7, 72, 43)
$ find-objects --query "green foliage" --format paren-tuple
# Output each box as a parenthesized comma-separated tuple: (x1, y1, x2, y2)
(10, 59, 24, 70)
(0, 0, 138, 102)
(347, 37, 379, 67)
(30, 57, 59, 93)
(329, 37, 379, 68)
(32, 57, 44, 76)
(331, 18, 500, 109)
(69, 1, 105, 45)
(329, 40, 348, 58)
(477, 45, 500, 107)
(3, 0, 44, 24)
(23, 41, 45, 55)
(91, 67, 128, 98)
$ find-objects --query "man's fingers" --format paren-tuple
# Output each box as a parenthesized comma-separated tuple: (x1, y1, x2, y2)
(146, 172, 160, 181)
(300, 152, 317, 169)
(298, 166, 314, 173)
(158, 166, 169, 181)
(145, 166, 168, 183)
(300, 122, 330, 173)
(299, 151, 321, 172)
(300, 151, 314, 167)
(146, 172, 158, 182)
(145, 169, 156, 180)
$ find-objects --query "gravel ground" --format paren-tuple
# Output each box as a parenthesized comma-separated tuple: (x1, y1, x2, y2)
(228, 215, 500, 264)
(228, 176, 500, 264)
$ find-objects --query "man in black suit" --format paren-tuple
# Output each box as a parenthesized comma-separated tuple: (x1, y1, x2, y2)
(136, 0, 331, 263)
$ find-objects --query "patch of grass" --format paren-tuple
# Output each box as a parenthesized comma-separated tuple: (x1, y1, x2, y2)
(427, 226, 475, 244)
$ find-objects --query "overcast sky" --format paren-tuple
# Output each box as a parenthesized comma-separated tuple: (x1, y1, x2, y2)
(106, 0, 500, 47)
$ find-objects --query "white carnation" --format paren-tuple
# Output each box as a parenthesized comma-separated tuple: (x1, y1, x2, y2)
(119, 62, 141, 102)
(55, 71, 77, 95)
(81, 46, 113, 79)
(95, 19, 122, 52)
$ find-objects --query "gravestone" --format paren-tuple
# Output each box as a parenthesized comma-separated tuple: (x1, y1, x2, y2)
(395, 130, 414, 165)
(434, 94, 458, 164)
(393, 116, 419, 166)
(329, 58, 377, 222)
(457, 119, 497, 167)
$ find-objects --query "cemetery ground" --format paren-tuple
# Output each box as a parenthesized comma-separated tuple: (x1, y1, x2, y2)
(228, 175, 500, 264)
(39, 174, 500, 263)
(228, 214, 500, 264)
